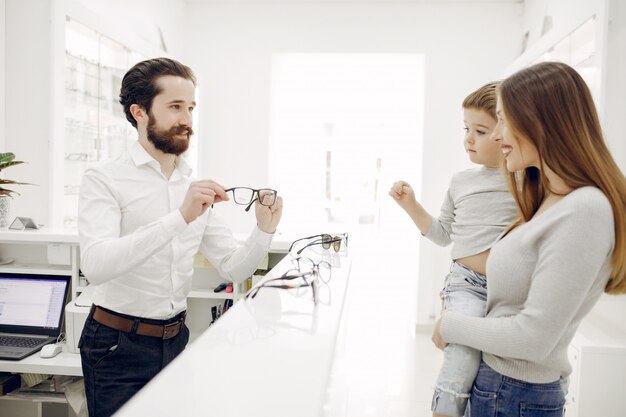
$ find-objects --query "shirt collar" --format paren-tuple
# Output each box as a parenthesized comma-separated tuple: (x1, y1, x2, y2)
(130, 140, 193, 177)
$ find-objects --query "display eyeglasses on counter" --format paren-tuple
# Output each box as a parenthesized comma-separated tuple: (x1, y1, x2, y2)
(288, 232, 349, 255)
(245, 233, 347, 305)
(245, 269, 321, 304)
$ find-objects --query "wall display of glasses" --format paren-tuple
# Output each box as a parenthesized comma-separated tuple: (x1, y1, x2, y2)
(531, 17, 601, 105)
(63, 18, 144, 228)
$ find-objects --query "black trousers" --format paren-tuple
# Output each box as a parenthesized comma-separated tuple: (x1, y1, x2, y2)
(79, 307, 189, 417)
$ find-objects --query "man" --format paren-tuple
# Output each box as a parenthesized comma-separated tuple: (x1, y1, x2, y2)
(77, 57, 283, 417)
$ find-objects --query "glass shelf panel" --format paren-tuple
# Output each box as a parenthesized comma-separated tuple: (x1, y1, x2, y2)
(63, 19, 145, 228)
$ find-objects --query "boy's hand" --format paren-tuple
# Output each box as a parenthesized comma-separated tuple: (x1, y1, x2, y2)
(389, 180, 417, 211)
(180, 180, 229, 224)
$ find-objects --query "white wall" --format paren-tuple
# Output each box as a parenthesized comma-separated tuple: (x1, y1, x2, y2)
(604, 0, 626, 175)
(593, 0, 626, 334)
(5, 0, 54, 223)
(0, 0, 5, 152)
(182, 2, 523, 326)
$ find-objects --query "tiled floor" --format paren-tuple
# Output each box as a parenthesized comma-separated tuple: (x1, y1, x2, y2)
(324, 235, 443, 417)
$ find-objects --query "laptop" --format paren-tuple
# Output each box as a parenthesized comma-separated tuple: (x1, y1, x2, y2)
(0, 272, 70, 361)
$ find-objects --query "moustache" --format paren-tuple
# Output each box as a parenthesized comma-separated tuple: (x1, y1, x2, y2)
(173, 125, 194, 137)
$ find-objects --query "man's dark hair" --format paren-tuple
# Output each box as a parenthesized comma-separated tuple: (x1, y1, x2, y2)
(119, 57, 196, 128)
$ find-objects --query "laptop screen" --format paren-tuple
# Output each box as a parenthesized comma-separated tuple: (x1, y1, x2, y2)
(0, 272, 70, 337)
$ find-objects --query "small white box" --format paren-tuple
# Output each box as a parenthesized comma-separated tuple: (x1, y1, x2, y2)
(65, 286, 95, 353)
(47, 243, 71, 265)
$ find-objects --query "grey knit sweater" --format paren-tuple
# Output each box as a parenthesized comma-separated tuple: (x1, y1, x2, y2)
(441, 186, 615, 383)
(425, 166, 517, 259)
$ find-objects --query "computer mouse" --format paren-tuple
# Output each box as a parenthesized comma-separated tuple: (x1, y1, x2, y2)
(40, 343, 63, 358)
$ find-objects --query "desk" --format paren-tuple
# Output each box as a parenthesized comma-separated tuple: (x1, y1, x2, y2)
(115, 250, 352, 417)
(0, 344, 81, 376)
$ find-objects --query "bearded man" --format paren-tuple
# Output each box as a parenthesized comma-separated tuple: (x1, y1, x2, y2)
(77, 58, 283, 417)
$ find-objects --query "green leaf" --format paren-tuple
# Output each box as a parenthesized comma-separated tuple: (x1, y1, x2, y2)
(0, 153, 16, 164)
(0, 160, 25, 170)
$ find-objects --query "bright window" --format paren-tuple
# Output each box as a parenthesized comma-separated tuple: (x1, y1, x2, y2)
(269, 54, 424, 235)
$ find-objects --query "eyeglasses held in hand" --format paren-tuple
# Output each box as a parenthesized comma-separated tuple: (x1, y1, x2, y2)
(245, 270, 318, 304)
(288, 233, 348, 255)
(224, 187, 278, 212)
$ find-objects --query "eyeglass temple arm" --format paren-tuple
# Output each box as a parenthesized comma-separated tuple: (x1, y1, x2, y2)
(288, 234, 327, 252)
(245, 197, 257, 212)
(296, 237, 342, 255)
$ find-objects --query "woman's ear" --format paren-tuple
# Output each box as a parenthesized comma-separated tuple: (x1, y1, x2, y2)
(130, 104, 147, 125)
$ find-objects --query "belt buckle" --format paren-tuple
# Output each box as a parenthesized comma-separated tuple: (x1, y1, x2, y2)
(162, 321, 180, 340)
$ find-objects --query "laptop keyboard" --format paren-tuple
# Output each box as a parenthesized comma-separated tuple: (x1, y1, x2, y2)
(0, 335, 45, 348)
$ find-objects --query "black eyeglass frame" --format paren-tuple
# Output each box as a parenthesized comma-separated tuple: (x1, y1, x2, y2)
(245, 270, 318, 304)
(287, 233, 348, 254)
(292, 257, 332, 284)
(224, 187, 278, 212)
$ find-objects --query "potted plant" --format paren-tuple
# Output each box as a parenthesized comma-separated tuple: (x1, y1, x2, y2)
(0, 152, 32, 227)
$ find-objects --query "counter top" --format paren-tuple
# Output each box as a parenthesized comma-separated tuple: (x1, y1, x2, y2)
(115, 249, 352, 417)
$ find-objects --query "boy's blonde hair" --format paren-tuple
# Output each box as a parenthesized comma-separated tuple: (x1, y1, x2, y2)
(462, 81, 499, 119)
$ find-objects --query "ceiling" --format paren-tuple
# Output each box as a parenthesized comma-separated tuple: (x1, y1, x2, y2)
(185, 0, 523, 4)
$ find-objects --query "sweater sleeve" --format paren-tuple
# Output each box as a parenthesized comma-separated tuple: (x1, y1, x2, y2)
(424, 187, 455, 247)
(440, 193, 614, 361)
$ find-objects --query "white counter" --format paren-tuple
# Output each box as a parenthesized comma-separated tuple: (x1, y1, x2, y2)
(114, 249, 352, 417)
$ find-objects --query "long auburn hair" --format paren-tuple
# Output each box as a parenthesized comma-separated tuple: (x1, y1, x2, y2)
(498, 61, 626, 294)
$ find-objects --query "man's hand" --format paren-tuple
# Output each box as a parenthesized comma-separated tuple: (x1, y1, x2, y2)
(255, 195, 283, 234)
(432, 314, 449, 351)
(389, 180, 417, 212)
(180, 180, 229, 224)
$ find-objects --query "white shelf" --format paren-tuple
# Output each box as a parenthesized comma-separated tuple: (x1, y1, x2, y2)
(0, 263, 73, 275)
(2, 391, 68, 404)
(188, 288, 240, 300)
(0, 344, 82, 377)
(0, 228, 79, 244)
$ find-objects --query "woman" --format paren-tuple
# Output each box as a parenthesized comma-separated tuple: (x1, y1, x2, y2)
(432, 61, 626, 415)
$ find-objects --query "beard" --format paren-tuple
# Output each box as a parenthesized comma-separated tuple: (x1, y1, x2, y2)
(146, 115, 194, 156)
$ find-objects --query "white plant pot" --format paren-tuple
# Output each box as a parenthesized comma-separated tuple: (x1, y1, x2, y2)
(0, 197, 10, 228)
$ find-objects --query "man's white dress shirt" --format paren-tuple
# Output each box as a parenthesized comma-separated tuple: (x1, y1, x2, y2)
(78, 141, 273, 319)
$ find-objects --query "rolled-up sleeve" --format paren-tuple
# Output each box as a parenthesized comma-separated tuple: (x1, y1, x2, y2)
(198, 210, 273, 283)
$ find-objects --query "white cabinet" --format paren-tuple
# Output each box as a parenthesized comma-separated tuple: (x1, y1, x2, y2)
(565, 313, 626, 417)
(0, 229, 81, 299)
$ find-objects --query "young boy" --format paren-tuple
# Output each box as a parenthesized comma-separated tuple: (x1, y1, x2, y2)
(389, 82, 517, 417)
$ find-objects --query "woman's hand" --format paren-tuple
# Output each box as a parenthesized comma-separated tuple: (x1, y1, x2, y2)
(432, 313, 449, 350)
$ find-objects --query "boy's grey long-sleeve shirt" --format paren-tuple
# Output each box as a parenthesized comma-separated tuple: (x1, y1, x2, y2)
(424, 166, 517, 259)
(441, 186, 615, 383)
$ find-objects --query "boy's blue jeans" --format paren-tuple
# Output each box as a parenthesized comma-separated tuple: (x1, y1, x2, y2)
(432, 261, 487, 417)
